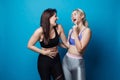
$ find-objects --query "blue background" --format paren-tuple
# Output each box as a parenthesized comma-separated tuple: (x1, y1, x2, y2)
(0, 0, 120, 80)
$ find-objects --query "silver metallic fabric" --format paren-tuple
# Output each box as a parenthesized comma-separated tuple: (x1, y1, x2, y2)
(62, 54, 86, 80)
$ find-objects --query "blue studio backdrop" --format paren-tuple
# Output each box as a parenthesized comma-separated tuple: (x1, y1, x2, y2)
(0, 0, 120, 80)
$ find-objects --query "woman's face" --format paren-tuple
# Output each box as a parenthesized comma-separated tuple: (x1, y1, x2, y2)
(50, 13, 58, 26)
(71, 11, 82, 25)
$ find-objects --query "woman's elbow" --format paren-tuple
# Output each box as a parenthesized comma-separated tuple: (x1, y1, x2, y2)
(77, 47, 84, 53)
(63, 41, 69, 48)
(27, 44, 32, 49)
(77, 49, 82, 53)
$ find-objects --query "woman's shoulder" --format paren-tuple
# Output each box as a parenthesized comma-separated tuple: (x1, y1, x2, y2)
(85, 27, 91, 32)
(83, 27, 91, 35)
(54, 24, 63, 31)
(56, 24, 62, 29)
(34, 27, 43, 34)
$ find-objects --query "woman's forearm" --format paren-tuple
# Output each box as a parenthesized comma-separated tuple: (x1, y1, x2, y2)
(59, 42, 69, 48)
(74, 37, 82, 52)
(28, 45, 44, 54)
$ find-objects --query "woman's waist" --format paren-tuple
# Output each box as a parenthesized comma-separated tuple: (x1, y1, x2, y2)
(66, 51, 83, 59)
(42, 46, 58, 53)
(68, 48, 83, 54)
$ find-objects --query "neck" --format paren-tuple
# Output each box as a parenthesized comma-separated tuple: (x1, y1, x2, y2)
(49, 26, 54, 35)
(50, 25, 54, 30)
(78, 22, 84, 30)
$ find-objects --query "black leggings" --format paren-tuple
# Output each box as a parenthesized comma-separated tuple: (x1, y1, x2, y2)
(37, 53, 65, 80)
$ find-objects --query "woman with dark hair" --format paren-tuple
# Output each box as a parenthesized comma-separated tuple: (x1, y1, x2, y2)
(28, 8, 68, 80)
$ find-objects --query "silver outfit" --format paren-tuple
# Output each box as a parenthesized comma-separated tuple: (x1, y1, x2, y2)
(62, 53, 86, 80)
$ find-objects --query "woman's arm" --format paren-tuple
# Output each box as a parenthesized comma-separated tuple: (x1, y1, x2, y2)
(27, 28, 46, 54)
(58, 25, 69, 48)
(58, 29, 72, 48)
(73, 27, 91, 53)
(27, 28, 56, 58)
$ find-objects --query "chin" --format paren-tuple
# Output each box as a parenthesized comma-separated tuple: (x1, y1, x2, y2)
(53, 23, 57, 26)
(73, 22, 77, 25)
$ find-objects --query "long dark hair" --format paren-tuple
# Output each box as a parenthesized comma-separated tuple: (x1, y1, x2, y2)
(40, 8, 57, 44)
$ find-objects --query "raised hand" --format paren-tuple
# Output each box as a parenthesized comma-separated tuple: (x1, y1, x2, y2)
(72, 25, 79, 38)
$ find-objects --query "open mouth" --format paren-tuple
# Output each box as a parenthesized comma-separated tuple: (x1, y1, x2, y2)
(73, 19, 76, 22)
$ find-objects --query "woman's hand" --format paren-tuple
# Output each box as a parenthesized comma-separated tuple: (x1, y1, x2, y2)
(72, 25, 79, 38)
(42, 49, 58, 59)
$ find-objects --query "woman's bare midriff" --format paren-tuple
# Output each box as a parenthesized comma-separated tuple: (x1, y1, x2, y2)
(68, 45, 83, 56)
(42, 46, 58, 54)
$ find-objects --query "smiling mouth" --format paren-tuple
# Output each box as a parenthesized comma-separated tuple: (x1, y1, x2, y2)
(73, 19, 76, 22)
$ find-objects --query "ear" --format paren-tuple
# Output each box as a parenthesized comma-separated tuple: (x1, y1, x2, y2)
(81, 14, 84, 19)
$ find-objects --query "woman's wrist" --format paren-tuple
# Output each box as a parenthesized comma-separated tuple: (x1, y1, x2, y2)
(40, 49, 45, 55)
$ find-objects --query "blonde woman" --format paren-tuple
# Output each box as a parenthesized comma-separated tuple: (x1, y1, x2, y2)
(62, 9, 91, 80)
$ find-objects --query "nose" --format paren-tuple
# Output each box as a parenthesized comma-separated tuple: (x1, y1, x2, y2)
(71, 16, 74, 19)
(71, 17, 74, 20)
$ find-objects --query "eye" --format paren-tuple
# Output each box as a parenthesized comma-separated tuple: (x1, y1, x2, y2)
(74, 13, 77, 16)
(71, 14, 74, 17)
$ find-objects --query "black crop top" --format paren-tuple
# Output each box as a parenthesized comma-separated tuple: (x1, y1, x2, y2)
(40, 27, 59, 48)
